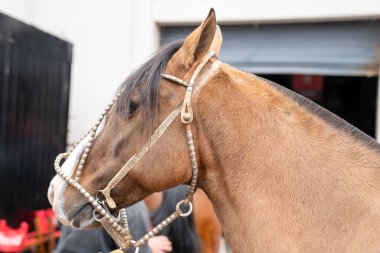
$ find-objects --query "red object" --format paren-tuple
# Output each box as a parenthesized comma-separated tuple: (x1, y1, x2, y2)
(292, 75, 324, 101)
(0, 220, 29, 252)
(34, 209, 57, 235)
(0, 209, 61, 253)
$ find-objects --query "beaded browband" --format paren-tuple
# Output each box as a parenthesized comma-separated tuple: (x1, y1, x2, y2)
(53, 50, 221, 253)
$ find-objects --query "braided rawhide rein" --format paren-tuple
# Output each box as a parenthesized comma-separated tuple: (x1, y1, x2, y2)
(53, 51, 217, 252)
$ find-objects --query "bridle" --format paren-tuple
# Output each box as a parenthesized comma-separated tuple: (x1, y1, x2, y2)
(53, 50, 221, 252)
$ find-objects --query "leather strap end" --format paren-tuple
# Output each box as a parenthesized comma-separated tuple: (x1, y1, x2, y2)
(100, 188, 117, 209)
(181, 98, 193, 124)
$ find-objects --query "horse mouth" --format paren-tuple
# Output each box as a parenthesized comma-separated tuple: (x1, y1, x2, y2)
(68, 203, 98, 229)
(69, 202, 121, 229)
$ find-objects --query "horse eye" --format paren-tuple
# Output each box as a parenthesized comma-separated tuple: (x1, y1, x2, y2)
(128, 101, 139, 116)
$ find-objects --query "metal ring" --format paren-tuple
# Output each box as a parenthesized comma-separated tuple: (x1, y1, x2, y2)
(95, 191, 104, 202)
(95, 192, 113, 214)
(114, 209, 122, 222)
(92, 209, 102, 222)
(176, 200, 193, 217)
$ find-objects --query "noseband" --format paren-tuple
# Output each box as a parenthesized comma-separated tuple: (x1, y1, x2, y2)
(54, 50, 221, 252)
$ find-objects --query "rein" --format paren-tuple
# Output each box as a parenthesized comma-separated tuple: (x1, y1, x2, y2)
(53, 50, 221, 252)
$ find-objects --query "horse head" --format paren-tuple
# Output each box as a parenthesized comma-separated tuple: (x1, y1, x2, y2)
(48, 9, 222, 230)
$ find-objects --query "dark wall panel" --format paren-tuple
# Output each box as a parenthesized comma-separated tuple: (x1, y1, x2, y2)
(0, 12, 72, 225)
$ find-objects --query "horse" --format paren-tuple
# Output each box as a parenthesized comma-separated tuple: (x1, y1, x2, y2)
(48, 9, 380, 253)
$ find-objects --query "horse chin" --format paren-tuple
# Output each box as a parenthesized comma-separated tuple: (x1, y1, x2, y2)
(69, 203, 100, 229)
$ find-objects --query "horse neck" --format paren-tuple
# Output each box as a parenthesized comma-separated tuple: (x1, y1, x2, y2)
(194, 65, 380, 251)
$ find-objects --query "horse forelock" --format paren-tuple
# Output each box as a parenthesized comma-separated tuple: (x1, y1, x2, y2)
(115, 40, 184, 134)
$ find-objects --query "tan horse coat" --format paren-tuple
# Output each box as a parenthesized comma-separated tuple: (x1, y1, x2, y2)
(195, 63, 380, 252)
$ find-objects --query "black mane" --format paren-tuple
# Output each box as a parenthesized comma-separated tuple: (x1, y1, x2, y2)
(116, 40, 184, 132)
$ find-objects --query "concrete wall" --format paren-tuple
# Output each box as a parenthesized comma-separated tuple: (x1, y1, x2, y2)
(0, 0, 379, 143)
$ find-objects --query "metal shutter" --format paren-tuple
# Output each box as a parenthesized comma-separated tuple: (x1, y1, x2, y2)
(161, 21, 380, 76)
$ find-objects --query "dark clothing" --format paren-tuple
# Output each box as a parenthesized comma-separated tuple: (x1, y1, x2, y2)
(54, 202, 151, 253)
(150, 186, 200, 253)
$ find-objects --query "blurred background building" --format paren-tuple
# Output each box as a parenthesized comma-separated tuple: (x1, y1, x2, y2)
(0, 0, 379, 241)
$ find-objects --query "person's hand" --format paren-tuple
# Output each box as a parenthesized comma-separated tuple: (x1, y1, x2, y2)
(147, 235, 172, 253)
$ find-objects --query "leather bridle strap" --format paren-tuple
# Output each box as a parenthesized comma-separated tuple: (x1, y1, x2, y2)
(100, 50, 219, 209)
(99, 106, 181, 208)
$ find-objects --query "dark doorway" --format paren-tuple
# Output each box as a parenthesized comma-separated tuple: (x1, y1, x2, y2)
(260, 74, 378, 137)
(0, 12, 72, 225)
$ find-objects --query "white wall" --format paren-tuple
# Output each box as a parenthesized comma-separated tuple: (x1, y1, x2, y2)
(153, 0, 380, 24)
(0, 0, 135, 144)
(0, 0, 379, 144)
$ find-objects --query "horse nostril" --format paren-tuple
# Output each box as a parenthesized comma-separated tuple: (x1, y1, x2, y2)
(47, 184, 54, 205)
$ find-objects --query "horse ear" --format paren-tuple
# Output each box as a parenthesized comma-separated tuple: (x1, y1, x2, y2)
(167, 9, 222, 74)
(179, 9, 220, 65)
(192, 9, 217, 59)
